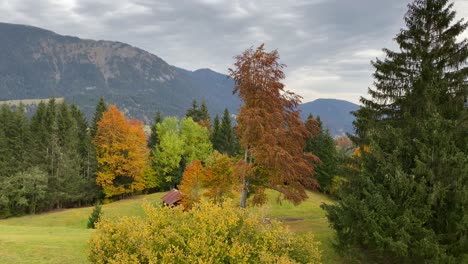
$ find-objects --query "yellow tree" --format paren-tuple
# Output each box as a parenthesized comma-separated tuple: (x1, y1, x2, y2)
(203, 152, 239, 204)
(229, 44, 318, 207)
(179, 160, 206, 209)
(93, 105, 149, 198)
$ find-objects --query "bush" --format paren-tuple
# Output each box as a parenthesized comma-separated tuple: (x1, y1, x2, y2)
(89, 200, 322, 263)
(87, 203, 102, 229)
(328, 176, 348, 197)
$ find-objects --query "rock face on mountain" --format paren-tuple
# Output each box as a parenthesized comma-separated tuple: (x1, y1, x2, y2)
(0, 22, 359, 135)
(0, 22, 239, 122)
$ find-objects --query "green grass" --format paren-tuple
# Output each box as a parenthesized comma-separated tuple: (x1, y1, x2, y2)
(0, 191, 340, 263)
(264, 190, 340, 263)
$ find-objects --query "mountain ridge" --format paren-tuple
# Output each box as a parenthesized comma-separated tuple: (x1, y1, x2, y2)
(0, 22, 358, 135)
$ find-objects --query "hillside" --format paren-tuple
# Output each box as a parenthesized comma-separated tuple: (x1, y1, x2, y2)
(299, 99, 359, 136)
(0, 22, 358, 134)
(0, 22, 239, 122)
(0, 191, 340, 264)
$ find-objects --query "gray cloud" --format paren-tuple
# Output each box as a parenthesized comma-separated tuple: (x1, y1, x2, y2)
(0, 0, 467, 104)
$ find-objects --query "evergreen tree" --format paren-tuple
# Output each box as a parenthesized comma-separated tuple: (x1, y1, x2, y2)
(29, 101, 49, 169)
(148, 111, 162, 150)
(217, 108, 240, 156)
(186, 100, 200, 121)
(0, 119, 8, 178)
(211, 114, 222, 150)
(304, 115, 337, 193)
(87, 202, 102, 229)
(323, 0, 468, 262)
(186, 100, 210, 127)
(0, 104, 31, 177)
(91, 97, 107, 138)
(199, 101, 210, 122)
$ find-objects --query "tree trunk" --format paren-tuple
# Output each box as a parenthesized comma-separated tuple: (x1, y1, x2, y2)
(240, 146, 249, 208)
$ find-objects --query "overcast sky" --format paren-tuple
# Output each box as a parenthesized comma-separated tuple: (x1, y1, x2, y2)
(1, 0, 467, 103)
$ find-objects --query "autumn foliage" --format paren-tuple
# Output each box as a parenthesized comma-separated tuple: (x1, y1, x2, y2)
(89, 200, 322, 263)
(93, 105, 149, 198)
(179, 152, 240, 209)
(179, 160, 206, 208)
(229, 44, 318, 206)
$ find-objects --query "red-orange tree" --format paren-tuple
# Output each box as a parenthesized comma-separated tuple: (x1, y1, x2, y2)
(93, 105, 148, 198)
(229, 44, 318, 207)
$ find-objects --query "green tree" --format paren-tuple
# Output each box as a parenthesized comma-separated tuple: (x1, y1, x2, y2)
(70, 104, 100, 202)
(214, 108, 240, 156)
(91, 97, 107, 138)
(152, 117, 212, 189)
(0, 167, 48, 218)
(211, 114, 222, 149)
(181, 117, 212, 163)
(0, 104, 31, 177)
(323, 0, 468, 262)
(87, 202, 102, 229)
(148, 111, 162, 150)
(186, 100, 210, 127)
(304, 115, 337, 193)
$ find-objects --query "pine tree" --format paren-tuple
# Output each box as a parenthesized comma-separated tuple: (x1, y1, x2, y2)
(91, 97, 107, 138)
(186, 100, 200, 121)
(0, 104, 31, 177)
(323, 0, 468, 262)
(305, 115, 337, 193)
(211, 115, 222, 151)
(186, 100, 211, 128)
(148, 111, 162, 150)
(218, 108, 240, 156)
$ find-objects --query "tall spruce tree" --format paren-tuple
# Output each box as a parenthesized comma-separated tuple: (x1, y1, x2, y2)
(148, 111, 162, 150)
(218, 108, 240, 156)
(323, 0, 468, 262)
(305, 115, 337, 193)
(91, 97, 107, 138)
(186, 100, 210, 127)
(211, 114, 222, 150)
(0, 104, 31, 177)
(70, 104, 99, 203)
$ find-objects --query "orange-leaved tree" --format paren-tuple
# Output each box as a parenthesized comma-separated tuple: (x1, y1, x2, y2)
(229, 44, 318, 208)
(203, 152, 239, 204)
(179, 160, 206, 209)
(93, 105, 149, 198)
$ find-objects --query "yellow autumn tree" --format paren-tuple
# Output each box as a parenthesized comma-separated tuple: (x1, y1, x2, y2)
(93, 105, 149, 198)
(179, 160, 206, 209)
(203, 152, 240, 204)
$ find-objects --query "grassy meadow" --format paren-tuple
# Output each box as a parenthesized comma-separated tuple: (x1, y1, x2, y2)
(0, 191, 341, 263)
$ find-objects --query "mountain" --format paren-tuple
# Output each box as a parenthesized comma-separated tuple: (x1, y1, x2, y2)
(0, 22, 239, 122)
(299, 99, 359, 136)
(0, 22, 359, 135)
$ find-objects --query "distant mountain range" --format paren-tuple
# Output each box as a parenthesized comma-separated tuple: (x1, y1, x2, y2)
(0, 22, 359, 136)
(299, 99, 359, 136)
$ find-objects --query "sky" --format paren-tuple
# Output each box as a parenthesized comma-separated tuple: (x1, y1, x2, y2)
(1, 0, 467, 104)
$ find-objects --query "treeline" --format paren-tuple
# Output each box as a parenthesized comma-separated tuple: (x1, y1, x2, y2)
(0, 95, 342, 218)
(0, 100, 99, 217)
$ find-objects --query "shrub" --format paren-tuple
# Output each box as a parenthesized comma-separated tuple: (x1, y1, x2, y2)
(87, 202, 102, 229)
(328, 176, 348, 197)
(89, 200, 322, 263)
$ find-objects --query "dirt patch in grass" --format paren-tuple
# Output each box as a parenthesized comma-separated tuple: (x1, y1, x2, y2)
(280, 217, 304, 222)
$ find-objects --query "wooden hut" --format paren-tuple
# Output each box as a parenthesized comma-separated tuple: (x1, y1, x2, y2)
(161, 189, 182, 206)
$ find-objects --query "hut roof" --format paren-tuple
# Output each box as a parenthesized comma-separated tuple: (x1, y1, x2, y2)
(161, 189, 182, 205)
